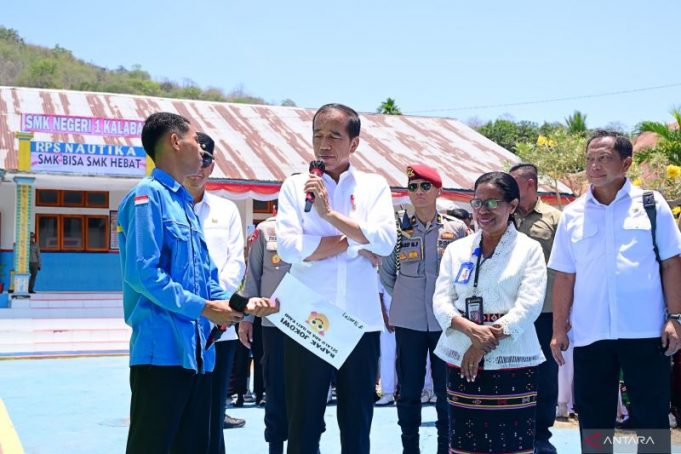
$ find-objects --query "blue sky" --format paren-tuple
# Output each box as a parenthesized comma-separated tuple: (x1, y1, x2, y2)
(3, 0, 679, 131)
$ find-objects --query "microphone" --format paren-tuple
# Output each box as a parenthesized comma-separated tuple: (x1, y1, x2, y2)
(205, 293, 250, 350)
(304, 160, 326, 212)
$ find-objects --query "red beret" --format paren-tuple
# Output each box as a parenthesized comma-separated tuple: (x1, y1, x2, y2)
(406, 164, 442, 188)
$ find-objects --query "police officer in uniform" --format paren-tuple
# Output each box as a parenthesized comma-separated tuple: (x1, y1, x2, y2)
(380, 164, 468, 454)
(238, 216, 291, 454)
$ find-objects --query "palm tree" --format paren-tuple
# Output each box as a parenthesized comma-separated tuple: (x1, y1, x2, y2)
(377, 98, 402, 115)
(565, 110, 588, 136)
(638, 109, 681, 165)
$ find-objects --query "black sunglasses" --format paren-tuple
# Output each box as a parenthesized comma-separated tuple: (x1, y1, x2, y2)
(407, 181, 433, 192)
(201, 153, 214, 168)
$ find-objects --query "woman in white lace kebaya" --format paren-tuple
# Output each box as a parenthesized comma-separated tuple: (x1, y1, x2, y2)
(433, 172, 547, 454)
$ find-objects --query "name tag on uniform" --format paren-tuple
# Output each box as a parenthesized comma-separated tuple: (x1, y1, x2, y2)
(454, 262, 474, 284)
(440, 231, 455, 240)
(399, 237, 423, 262)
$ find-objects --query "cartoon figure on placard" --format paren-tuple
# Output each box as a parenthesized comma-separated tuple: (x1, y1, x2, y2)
(306, 312, 330, 336)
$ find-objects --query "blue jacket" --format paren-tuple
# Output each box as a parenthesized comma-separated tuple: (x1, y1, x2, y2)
(118, 168, 230, 372)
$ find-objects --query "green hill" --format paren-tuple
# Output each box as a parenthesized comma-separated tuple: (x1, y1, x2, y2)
(0, 26, 290, 106)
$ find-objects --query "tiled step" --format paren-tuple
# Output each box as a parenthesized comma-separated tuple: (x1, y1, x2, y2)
(0, 317, 130, 358)
(2, 292, 123, 319)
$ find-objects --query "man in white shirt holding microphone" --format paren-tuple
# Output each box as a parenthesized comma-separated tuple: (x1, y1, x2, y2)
(276, 103, 397, 454)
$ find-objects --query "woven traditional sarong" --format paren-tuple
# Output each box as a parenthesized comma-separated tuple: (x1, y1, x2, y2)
(447, 366, 537, 454)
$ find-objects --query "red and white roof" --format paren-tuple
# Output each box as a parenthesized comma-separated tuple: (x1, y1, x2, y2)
(0, 86, 572, 202)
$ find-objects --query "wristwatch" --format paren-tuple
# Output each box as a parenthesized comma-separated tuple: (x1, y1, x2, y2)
(667, 314, 681, 322)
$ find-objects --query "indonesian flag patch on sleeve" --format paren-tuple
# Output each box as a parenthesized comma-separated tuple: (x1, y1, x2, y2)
(134, 195, 150, 206)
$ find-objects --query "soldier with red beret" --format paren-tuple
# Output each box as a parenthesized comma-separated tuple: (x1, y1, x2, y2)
(380, 164, 468, 454)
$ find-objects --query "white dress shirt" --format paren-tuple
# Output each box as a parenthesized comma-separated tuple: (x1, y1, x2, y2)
(195, 191, 246, 342)
(277, 165, 397, 332)
(433, 225, 547, 369)
(548, 179, 681, 347)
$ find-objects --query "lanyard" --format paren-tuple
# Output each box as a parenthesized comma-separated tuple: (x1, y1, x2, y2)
(473, 245, 492, 289)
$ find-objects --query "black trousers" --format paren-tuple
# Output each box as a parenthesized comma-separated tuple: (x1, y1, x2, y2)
(534, 313, 558, 443)
(28, 263, 39, 292)
(284, 331, 380, 454)
(574, 338, 671, 454)
(395, 327, 448, 454)
(208, 339, 238, 454)
(233, 318, 265, 398)
(126, 365, 212, 454)
(262, 326, 288, 443)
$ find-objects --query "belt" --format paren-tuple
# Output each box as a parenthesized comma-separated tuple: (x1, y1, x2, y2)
(463, 313, 505, 323)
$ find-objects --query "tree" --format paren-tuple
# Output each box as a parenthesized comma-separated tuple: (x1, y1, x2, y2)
(377, 97, 402, 115)
(565, 110, 588, 136)
(515, 129, 587, 205)
(0, 27, 24, 44)
(19, 58, 61, 88)
(477, 119, 540, 153)
(602, 121, 628, 134)
(628, 151, 681, 202)
(636, 109, 681, 165)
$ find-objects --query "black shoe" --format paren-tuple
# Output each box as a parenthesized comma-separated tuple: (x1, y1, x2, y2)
(234, 394, 244, 407)
(223, 414, 245, 429)
(534, 439, 557, 454)
(257, 396, 266, 407)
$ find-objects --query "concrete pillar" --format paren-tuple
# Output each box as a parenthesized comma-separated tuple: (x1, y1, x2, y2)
(146, 155, 155, 176)
(15, 132, 34, 172)
(12, 176, 35, 296)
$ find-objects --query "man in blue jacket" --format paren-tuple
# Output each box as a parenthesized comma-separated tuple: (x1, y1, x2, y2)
(118, 112, 277, 453)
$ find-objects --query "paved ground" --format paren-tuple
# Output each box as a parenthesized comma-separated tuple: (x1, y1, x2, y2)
(0, 356, 584, 454)
(2, 355, 681, 453)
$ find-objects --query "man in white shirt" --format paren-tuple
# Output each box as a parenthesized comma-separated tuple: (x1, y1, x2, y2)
(549, 130, 681, 453)
(277, 103, 397, 454)
(184, 132, 247, 454)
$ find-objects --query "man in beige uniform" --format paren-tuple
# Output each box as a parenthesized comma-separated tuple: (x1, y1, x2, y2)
(510, 162, 561, 454)
(380, 164, 467, 454)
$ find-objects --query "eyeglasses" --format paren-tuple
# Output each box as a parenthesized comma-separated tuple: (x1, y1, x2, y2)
(407, 182, 433, 192)
(201, 153, 214, 168)
(470, 198, 505, 210)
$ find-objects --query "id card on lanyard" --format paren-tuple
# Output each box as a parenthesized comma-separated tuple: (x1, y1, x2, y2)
(465, 247, 486, 325)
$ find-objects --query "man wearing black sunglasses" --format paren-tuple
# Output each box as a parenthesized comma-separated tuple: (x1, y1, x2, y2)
(184, 132, 251, 453)
(380, 164, 468, 454)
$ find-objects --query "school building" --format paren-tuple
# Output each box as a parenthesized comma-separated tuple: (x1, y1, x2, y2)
(0, 86, 571, 301)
